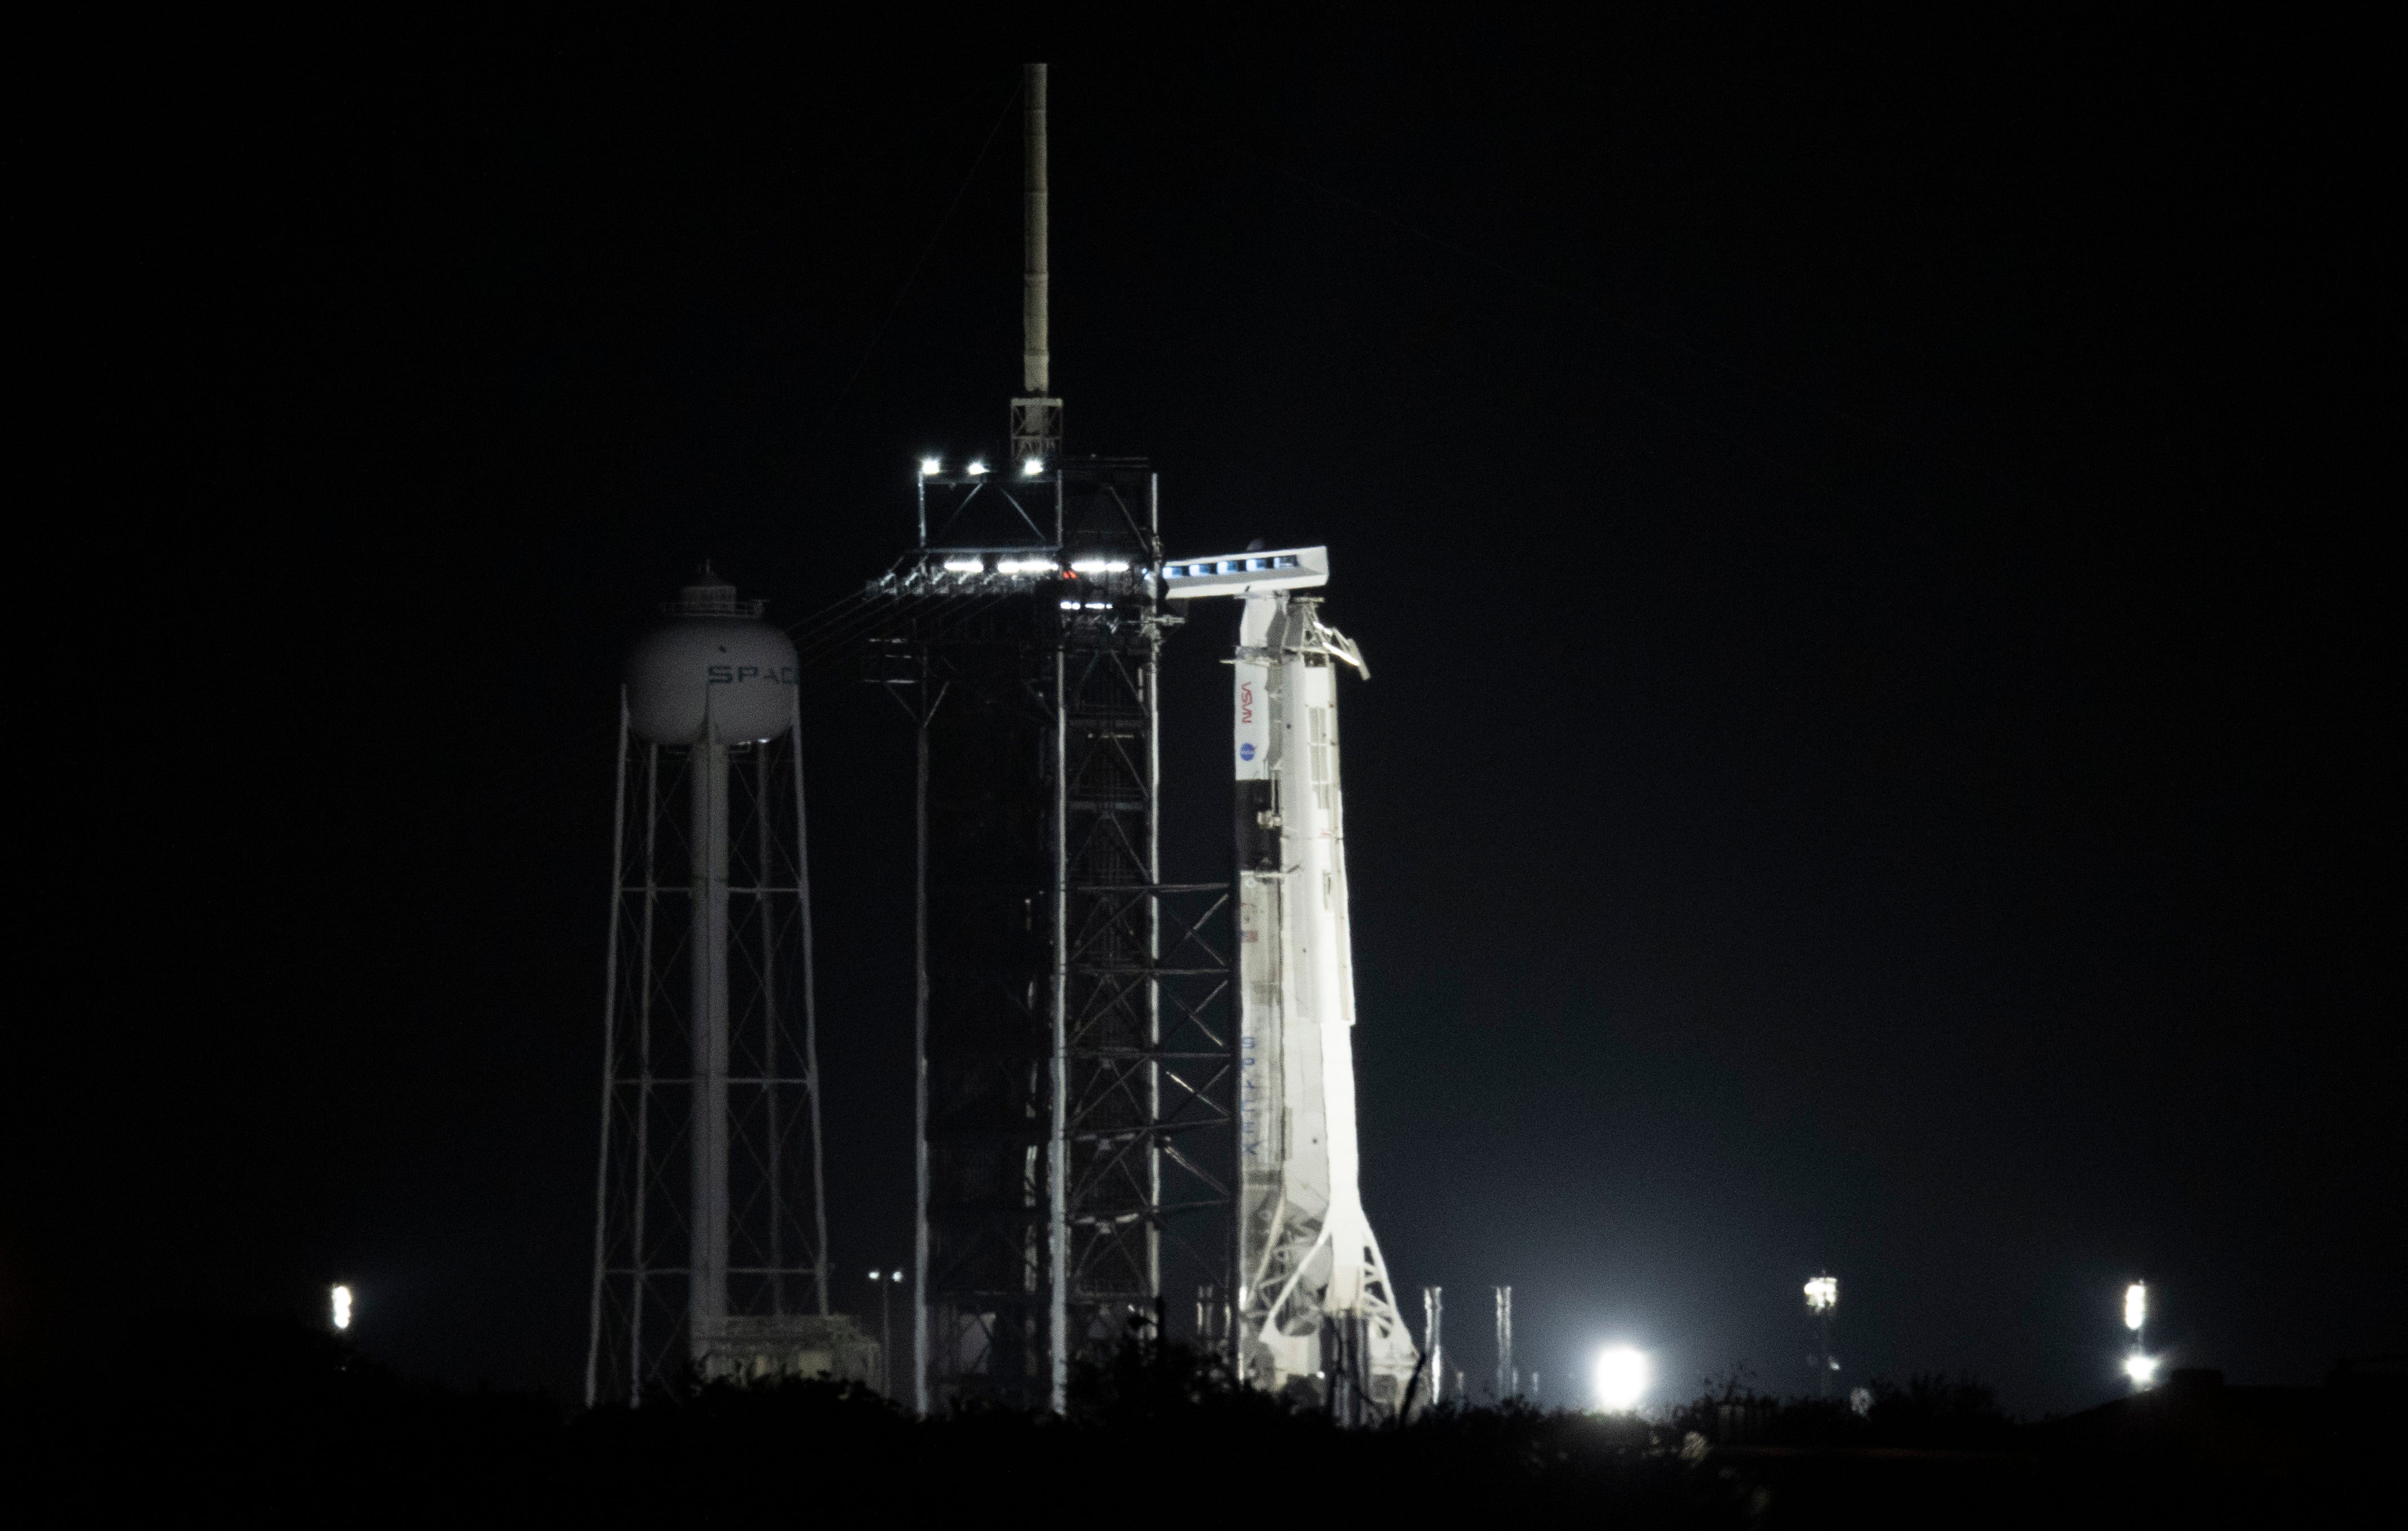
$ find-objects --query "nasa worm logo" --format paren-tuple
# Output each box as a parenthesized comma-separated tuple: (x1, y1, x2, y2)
(1239, 742, 1256, 761)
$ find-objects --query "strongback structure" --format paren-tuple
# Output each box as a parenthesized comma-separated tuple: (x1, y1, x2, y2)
(586, 568, 874, 1406)
(867, 62, 1234, 1414)
(1161, 553, 1421, 1420)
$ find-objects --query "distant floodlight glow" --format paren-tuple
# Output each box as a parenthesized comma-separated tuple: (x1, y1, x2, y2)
(330, 1285, 353, 1331)
(1593, 1345, 1649, 1411)
(1022, 458, 1044, 476)
(1805, 1274, 1838, 1312)
(2124, 1352, 2158, 1388)
(2124, 1282, 2147, 1333)
(942, 557, 983, 573)
(891, 1270, 903, 1282)
(919, 457, 941, 476)
(966, 461, 989, 476)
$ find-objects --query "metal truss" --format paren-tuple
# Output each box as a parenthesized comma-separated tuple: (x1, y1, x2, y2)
(585, 696, 832, 1406)
(868, 460, 1234, 1413)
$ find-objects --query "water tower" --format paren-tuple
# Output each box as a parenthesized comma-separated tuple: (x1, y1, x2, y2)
(585, 564, 875, 1404)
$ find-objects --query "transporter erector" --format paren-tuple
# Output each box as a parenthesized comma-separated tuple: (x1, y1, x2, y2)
(1163, 549, 1419, 1419)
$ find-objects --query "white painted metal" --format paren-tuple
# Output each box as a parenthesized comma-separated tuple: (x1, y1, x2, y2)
(589, 567, 852, 1401)
(1495, 1285, 1512, 1401)
(1168, 558, 1416, 1418)
(625, 565, 797, 747)
(1009, 62, 1060, 470)
(690, 720, 731, 1361)
(1422, 1286, 1444, 1406)
(1160, 545, 1329, 602)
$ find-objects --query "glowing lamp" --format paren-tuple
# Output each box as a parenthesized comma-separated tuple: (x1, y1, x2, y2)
(1594, 1345, 1650, 1412)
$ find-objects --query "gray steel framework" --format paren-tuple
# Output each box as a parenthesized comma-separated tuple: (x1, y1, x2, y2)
(585, 693, 831, 1406)
(870, 461, 1233, 1413)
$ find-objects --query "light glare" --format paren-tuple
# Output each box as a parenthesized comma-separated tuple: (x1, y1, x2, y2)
(2124, 1352, 2158, 1387)
(330, 1284, 353, 1331)
(1805, 1274, 1838, 1312)
(919, 457, 941, 476)
(966, 461, 989, 476)
(1022, 458, 1044, 476)
(2124, 1282, 2147, 1332)
(1593, 1345, 1650, 1412)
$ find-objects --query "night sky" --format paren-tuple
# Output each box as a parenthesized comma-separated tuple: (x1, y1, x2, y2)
(19, 19, 2396, 1417)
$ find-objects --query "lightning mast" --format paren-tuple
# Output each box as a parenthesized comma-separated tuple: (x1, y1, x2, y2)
(1162, 550, 1419, 1420)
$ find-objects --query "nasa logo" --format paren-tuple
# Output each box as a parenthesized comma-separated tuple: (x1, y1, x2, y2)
(1239, 742, 1256, 762)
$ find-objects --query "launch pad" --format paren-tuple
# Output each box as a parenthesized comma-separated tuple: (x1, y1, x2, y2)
(586, 63, 1417, 1418)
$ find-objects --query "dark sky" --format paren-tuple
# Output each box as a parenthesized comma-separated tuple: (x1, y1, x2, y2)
(17, 18, 2396, 1417)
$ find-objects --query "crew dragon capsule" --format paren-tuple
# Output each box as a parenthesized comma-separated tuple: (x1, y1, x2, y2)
(1161, 548, 1419, 1420)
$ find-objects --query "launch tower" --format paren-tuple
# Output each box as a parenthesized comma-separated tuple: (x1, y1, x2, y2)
(867, 63, 1236, 1414)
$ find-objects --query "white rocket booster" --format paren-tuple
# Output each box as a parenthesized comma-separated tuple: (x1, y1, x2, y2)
(1162, 548, 1418, 1418)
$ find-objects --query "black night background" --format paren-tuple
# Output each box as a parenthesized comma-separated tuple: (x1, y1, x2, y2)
(8, 13, 2399, 1519)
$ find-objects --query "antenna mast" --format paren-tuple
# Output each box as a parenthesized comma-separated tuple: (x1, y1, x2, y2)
(1010, 62, 1062, 468)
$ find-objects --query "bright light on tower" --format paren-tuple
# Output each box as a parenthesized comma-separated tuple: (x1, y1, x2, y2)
(2124, 1282, 2147, 1333)
(330, 1284, 353, 1331)
(966, 461, 989, 476)
(1805, 1274, 1838, 1312)
(2123, 1352, 2158, 1388)
(919, 457, 942, 476)
(1021, 458, 1044, 476)
(1593, 1345, 1650, 1413)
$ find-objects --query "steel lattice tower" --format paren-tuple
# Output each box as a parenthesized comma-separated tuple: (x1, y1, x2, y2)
(868, 458, 1234, 1414)
(845, 65, 1235, 1414)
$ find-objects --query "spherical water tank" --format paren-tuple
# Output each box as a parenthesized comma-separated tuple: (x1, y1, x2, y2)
(627, 564, 799, 745)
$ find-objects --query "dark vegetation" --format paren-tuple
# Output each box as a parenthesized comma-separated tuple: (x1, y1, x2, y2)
(6, 1321, 2393, 1525)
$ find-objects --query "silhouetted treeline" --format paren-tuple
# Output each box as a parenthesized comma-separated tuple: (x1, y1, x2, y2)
(6, 1320, 2396, 1525)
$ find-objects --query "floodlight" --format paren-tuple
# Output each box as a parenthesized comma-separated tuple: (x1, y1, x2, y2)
(920, 458, 942, 476)
(1593, 1345, 1649, 1412)
(1022, 458, 1044, 476)
(891, 1270, 903, 1282)
(330, 1284, 353, 1331)
(942, 557, 983, 573)
(1804, 1274, 1838, 1312)
(2123, 1352, 2158, 1388)
(2124, 1282, 2146, 1333)
(966, 461, 989, 476)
